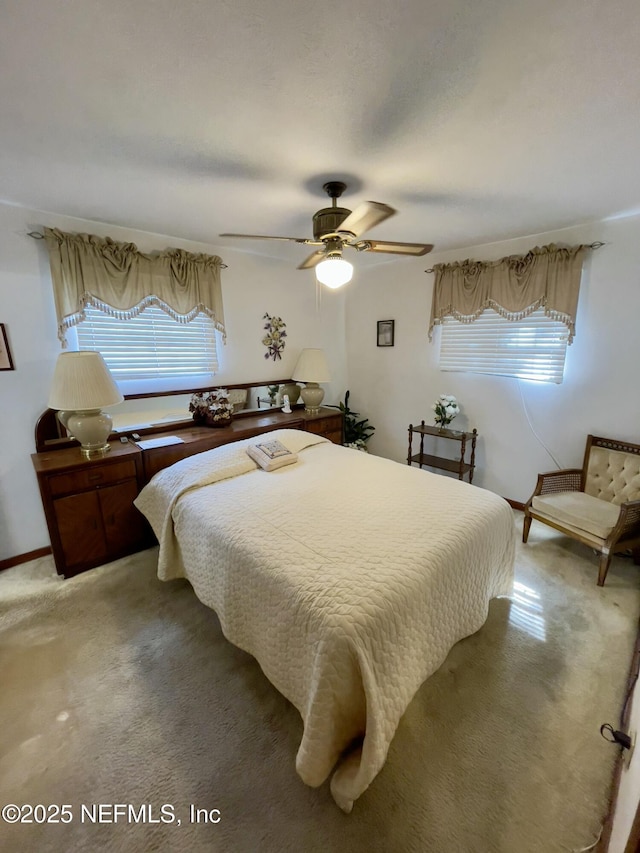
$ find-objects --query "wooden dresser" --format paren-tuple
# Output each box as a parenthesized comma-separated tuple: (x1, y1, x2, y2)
(32, 406, 343, 578)
(31, 441, 149, 578)
(140, 408, 342, 480)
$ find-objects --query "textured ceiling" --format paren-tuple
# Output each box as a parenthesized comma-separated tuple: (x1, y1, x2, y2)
(1, 0, 639, 260)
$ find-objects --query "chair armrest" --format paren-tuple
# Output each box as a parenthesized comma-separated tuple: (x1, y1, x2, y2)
(611, 499, 640, 542)
(532, 468, 583, 497)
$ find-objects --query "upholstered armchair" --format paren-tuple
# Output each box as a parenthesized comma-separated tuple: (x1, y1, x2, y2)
(523, 435, 640, 586)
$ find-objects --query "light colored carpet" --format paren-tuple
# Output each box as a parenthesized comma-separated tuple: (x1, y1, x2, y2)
(1, 514, 638, 853)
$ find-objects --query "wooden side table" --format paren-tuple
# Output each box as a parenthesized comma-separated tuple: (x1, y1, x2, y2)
(407, 421, 477, 483)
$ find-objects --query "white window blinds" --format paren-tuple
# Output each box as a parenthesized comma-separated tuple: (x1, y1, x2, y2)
(439, 307, 569, 384)
(76, 304, 219, 384)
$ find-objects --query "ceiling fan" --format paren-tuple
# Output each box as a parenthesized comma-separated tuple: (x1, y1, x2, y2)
(220, 181, 434, 288)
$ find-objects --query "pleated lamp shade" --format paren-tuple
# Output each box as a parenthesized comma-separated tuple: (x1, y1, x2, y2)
(49, 351, 123, 410)
(292, 349, 331, 384)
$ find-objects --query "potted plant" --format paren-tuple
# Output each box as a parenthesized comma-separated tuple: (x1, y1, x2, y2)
(432, 394, 460, 431)
(328, 391, 375, 451)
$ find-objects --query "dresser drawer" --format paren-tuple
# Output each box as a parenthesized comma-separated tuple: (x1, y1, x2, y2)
(48, 460, 137, 496)
(305, 415, 342, 436)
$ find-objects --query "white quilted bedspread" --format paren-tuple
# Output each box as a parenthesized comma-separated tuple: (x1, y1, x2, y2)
(135, 429, 515, 812)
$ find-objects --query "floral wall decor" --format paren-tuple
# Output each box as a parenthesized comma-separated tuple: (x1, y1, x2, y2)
(262, 313, 287, 361)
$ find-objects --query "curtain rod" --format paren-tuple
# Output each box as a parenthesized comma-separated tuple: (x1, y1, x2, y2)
(423, 241, 605, 274)
(26, 231, 229, 268)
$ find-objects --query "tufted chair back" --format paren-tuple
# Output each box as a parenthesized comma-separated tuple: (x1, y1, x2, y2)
(227, 389, 248, 413)
(584, 445, 640, 505)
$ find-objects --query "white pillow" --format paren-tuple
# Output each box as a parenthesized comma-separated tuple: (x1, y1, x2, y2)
(247, 438, 299, 471)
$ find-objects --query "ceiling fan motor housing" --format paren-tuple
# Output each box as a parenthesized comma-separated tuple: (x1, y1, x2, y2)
(313, 206, 351, 240)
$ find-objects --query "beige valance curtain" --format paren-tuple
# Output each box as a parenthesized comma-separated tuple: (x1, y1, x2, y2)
(44, 227, 226, 346)
(429, 243, 588, 344)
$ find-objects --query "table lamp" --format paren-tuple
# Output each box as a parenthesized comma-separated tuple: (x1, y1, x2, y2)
(48, 351, 123, 457)
(292, 348, 331, 414)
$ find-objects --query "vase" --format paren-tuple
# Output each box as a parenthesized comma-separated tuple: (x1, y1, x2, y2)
(205, 411, 232, 427)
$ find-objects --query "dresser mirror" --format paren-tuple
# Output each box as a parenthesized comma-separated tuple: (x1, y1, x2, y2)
(36, 379, 302, 450)
(111, 383, 299, 431)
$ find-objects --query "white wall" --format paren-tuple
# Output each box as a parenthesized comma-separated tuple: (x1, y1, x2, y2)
(345, 214, 640, 501)
(0, 202, 346, 561)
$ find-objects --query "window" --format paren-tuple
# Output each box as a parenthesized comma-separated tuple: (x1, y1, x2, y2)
(439, 307, 569, 384)
(75, 304, 219, 394)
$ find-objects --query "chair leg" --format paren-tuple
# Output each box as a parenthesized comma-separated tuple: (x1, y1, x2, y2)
(522, 514, 532, 543)
(597, 552, 613, 587)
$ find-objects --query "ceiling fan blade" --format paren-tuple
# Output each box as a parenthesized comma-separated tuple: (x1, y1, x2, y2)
(354, 240, 434, 256)
(297, 250, 326, 270)
(336, 201, 396, 238)
(219, 233, 319, 245)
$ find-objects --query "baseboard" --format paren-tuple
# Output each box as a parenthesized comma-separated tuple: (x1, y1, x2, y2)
(504, 498, 525, 512)
(598, 617, 640, 852)
(0, 546, 52, 572)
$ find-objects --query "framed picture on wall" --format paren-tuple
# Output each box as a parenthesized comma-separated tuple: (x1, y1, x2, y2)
(0, 324, 14, 370)
(377, 319, 395, 347)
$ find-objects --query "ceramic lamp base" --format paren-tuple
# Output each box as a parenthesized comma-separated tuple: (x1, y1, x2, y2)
(300, 382, 324, 414)
(59, 409, 113, 457)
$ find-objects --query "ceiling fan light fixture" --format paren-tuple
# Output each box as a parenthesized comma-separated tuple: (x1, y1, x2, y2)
(315, 256, 354, 289)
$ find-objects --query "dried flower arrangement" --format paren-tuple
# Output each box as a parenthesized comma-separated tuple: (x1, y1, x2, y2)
(189, 388, 234, 427)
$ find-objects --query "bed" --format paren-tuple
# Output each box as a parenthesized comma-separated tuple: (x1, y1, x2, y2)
(135, 428, 515, 812)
